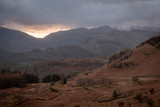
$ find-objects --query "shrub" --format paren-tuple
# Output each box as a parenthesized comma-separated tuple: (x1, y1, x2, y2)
(147, 98, 154, 107)
(132, 76, 139, 82)
(118, 101, 124, 107)
(127, 102, 131, 107)
(63, 78, 67, 84)
(50, 87, 59, 92)
(75, 104, 80, 107)
(113, 90, 121, 98)
(59, 77, 67, 85)
(149, 88, 154, 94)
(113, 90, 118, 97)
(134, 92, 148, 104)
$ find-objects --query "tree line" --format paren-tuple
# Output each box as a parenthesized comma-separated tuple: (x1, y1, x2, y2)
(0, 69, 67, 89)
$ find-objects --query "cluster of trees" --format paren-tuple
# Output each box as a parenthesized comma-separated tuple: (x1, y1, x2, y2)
(0, 69, 39, 89)
(0, 72, 26, 89)
(22, 73, 39, 83)
(42, 74, 60, 83)
(0, 69, 68, 89)
(42, 74, 67, 85)
(76, 77, 112, 87)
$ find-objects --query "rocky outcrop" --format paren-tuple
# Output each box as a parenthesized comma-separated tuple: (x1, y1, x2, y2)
(137, 34, 160, 49)
(112, 62, 134, 69)
(108, 48, 132, 64)
(108, 48, 133, 69)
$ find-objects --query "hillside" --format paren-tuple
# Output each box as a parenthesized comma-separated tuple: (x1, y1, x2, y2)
(0, 46, 96, 69)
(24, 57, 108, 79)
(85, 34, 160, 77)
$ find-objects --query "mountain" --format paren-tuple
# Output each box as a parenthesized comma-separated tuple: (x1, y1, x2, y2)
(42, 26, 116, 48)
(86, 34, 160, 77)
(43, 25, 159, 56)
(0, 27, 41, 52)
(0, 26, 159, 60)
(80, 29, 159, 56)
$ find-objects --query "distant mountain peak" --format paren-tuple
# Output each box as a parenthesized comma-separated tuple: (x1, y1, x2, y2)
(90, 25, 116, 31)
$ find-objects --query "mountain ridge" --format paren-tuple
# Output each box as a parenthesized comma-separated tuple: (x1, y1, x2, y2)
(0, 26, 159, 57)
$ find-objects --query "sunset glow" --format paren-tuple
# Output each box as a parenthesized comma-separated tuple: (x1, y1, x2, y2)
(2, 23, 71, 38)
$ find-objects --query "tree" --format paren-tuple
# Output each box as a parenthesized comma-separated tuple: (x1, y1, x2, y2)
(22, 73, 39, 83)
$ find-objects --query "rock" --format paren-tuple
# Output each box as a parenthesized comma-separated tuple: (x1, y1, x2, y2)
(108, 48, 132, 64)
(137, 34, 160, 49)
(112, 62, 134, 69)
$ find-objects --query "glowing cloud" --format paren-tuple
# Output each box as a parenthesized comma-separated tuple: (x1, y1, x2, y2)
(2, 22, 71, 38)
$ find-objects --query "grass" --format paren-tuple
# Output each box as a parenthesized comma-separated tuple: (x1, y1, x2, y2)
(11, 93, 22, 103)
(84, 87, 92, 94)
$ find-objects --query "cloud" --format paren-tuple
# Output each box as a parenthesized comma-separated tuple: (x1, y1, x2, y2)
(0, 0, 160, 28)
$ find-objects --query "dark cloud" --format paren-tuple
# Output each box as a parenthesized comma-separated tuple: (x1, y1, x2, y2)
(0, 0, 159, 28)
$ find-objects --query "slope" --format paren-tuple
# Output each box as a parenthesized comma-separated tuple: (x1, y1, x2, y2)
(86, 34, 160, 77)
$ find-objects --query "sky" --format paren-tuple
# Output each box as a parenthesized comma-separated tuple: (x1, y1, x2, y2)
(0, 0, 160, 38)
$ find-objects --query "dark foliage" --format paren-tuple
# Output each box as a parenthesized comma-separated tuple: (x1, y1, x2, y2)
(149, 88, 154, 94)
(42, 74, 60, 83)
(118, 101, 124, 107)
(134, 92, 148, 104)
(132, 76, 139, 82)
(50, 87, 59, 92)
(77, 77, 112, 87)
(147, 98, 154, 107)
(0, 73, 26, 89)
(113, 90, 121, 98)
(0, 69, 40, 89)
(62, 78, 67, 85)
(22, 73, 39, 83)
